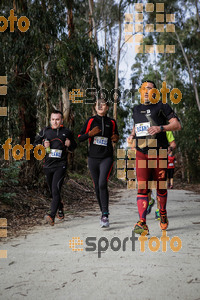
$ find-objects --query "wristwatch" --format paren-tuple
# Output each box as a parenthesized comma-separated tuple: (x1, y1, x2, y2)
(160, 126, 164, 132)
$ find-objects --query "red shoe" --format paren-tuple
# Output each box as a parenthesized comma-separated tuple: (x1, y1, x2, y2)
(45, 214, 54, 226)
(160, 212, 168, 230)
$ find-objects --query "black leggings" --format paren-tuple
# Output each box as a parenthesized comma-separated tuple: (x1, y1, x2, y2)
(88, 157, 113, 215)
(44, 166, 66, 218)
(168, 168, 174, 179)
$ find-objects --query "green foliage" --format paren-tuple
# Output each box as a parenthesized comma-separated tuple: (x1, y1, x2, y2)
(0, 161, 22, 203)
(0, 0, 161, 190)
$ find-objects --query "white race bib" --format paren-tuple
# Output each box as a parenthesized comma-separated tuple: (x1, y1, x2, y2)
(49, 149, 62, 158)
(135, 122, 150, 137)
(93, 136, 108, 147)
(169, 163, 174, 167)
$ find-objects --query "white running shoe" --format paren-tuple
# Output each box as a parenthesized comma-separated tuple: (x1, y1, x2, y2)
(100, 216, 109, 228)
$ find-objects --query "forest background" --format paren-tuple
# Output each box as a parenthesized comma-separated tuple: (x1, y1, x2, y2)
(0, 0, 200, 232)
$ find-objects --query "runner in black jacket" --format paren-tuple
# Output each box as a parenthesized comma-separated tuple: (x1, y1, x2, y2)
(78, 99, 119, 227)
(34, 110, 77, 225)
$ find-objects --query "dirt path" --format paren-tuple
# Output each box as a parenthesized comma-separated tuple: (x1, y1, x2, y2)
(0, 188, 200, 300)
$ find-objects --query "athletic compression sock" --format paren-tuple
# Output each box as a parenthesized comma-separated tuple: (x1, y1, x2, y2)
(102, 212, 109, 218)
(157, 192, 167, 211)
(137, 195, 149, 222)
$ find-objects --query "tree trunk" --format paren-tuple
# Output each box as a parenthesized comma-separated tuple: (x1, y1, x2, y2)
(89, 3, 94, 87)
(185, 151, 190, 183)
(104, 20, 108, 74)
(62, 87, 70, 124)
(113, 0, 122, 121)
(63, 0, 75, 125)
(179, 150, 185, 181)
(66, 0, 75, 170)
(109, 25, 113, 58)
(41, 61, 50, 126)
(195, 0, 200, 31)
(13, 0, 16, 10)
(16, 73, 36, 145)
(175, 31, 200, 112)
(88, 0, 102, 89)
(44, 82, 50, 126)
(67, 0, 75, 38)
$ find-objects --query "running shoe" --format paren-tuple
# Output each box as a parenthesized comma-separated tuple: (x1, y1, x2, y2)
(57, 208, 64, 220)
(170, 185, 173, 189)
(147, 198, 155, 215)
(160, 212, 168, 230)
(155, 209, 160, 220)
(133, 221, 149, 235)
(100, 216, 109, 228)
(45, 214, 54, 226)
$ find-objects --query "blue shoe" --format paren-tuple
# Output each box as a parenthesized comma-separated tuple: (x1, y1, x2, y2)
(147, 198, 155, 215)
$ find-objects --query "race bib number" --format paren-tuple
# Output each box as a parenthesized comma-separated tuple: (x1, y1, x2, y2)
(49, 149, 62, 158)
(93, 136, 108, 146)
(135, 122, 150, 137)
(169, 163, 174, 167)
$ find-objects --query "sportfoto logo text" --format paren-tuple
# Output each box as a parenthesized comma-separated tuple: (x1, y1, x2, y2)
(69, 82, 182, 105)
(0, 9, 30, 33)
(69, 231, 182, 258)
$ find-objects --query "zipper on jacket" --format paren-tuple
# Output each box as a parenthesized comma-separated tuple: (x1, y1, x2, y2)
(102, 116, 104, 136)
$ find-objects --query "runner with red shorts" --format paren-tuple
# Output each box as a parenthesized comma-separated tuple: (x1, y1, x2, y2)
(167, 148, 176, 189)
(128, 81, 181, 234)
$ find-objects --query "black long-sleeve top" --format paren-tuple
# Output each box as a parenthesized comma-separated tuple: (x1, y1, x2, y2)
(78, 114, 119, 158)
(33, 125, 77, 168)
